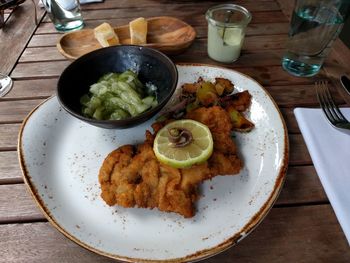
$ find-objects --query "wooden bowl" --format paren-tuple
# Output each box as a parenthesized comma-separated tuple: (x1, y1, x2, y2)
(57, 16, 196, 60)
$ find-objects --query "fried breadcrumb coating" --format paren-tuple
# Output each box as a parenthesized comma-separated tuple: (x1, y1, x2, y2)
(98, 106, 243, 218)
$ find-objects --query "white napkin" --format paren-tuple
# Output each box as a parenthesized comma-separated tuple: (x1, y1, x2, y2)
(294, 108, 350, 245)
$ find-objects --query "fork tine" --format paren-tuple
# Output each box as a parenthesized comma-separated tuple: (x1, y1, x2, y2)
(316, 81, 336, 124)
(320, 81, 339, 122)
(316, 80, 350, 133)
(322, 81, 348, 122)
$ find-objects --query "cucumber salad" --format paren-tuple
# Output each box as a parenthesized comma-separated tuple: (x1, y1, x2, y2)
(80, 70, 158, 120)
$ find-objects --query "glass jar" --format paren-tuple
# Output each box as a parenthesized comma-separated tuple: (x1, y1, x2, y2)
(205, 4, 251, 63)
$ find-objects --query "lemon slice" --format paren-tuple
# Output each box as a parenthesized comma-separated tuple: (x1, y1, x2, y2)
(153, 119, 213, 168)
(218, 27, 242, 46)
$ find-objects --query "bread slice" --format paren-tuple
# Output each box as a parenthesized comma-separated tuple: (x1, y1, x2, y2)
(94, 22, 120, 47)
(129, 17, 148, 44)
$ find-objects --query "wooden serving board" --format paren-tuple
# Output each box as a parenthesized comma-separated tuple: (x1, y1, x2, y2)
(57, 16, 196, 60)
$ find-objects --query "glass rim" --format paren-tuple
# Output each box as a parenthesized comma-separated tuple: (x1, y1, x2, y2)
(205, 4, 252, 28)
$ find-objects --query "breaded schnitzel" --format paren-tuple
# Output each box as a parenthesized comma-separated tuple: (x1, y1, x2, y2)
(98, 106, 242, 218)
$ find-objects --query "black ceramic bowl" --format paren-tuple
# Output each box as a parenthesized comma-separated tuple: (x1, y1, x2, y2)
(57, 45, 178, 129)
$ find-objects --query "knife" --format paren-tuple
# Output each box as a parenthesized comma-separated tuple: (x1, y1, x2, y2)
(340, 75, 350, 96)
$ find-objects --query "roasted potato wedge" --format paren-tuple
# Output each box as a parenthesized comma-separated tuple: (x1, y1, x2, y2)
(196, 81, 218, 106)
(222, 90, 252, 112)
(226, 105, 254, 132)
(215, 77, 234, 94)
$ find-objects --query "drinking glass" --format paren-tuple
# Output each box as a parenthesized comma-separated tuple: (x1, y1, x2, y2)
(42, 0, 84, 32)
(282, 0, 349, 77)
(205, 4, 251, 63)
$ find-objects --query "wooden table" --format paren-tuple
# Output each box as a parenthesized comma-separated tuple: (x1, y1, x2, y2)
(1, 0, 350, 262)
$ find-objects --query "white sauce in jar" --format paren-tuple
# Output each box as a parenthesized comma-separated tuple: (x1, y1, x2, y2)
(207, 24, 243, 63)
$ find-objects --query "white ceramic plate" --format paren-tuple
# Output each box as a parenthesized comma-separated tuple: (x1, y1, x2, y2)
(19, 64, 288, 262)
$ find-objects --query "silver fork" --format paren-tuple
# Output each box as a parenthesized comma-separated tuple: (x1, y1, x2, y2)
(316, 80, 350, 133)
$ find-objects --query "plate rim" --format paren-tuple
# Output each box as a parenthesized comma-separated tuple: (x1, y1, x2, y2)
(18, 63, 289, 263)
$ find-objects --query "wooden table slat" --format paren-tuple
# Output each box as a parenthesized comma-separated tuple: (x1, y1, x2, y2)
(11, 61, 70, 79)
(0, 100, 44, 123)
(0, 0, 45, 74)
(0, 151, 23, 184)
(0, 79, 57, 100)
(0, 123, 21, 151)
(0, 222, 115, 262)
(277, 166, 327, 205)
(0, 184, 43, 223)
